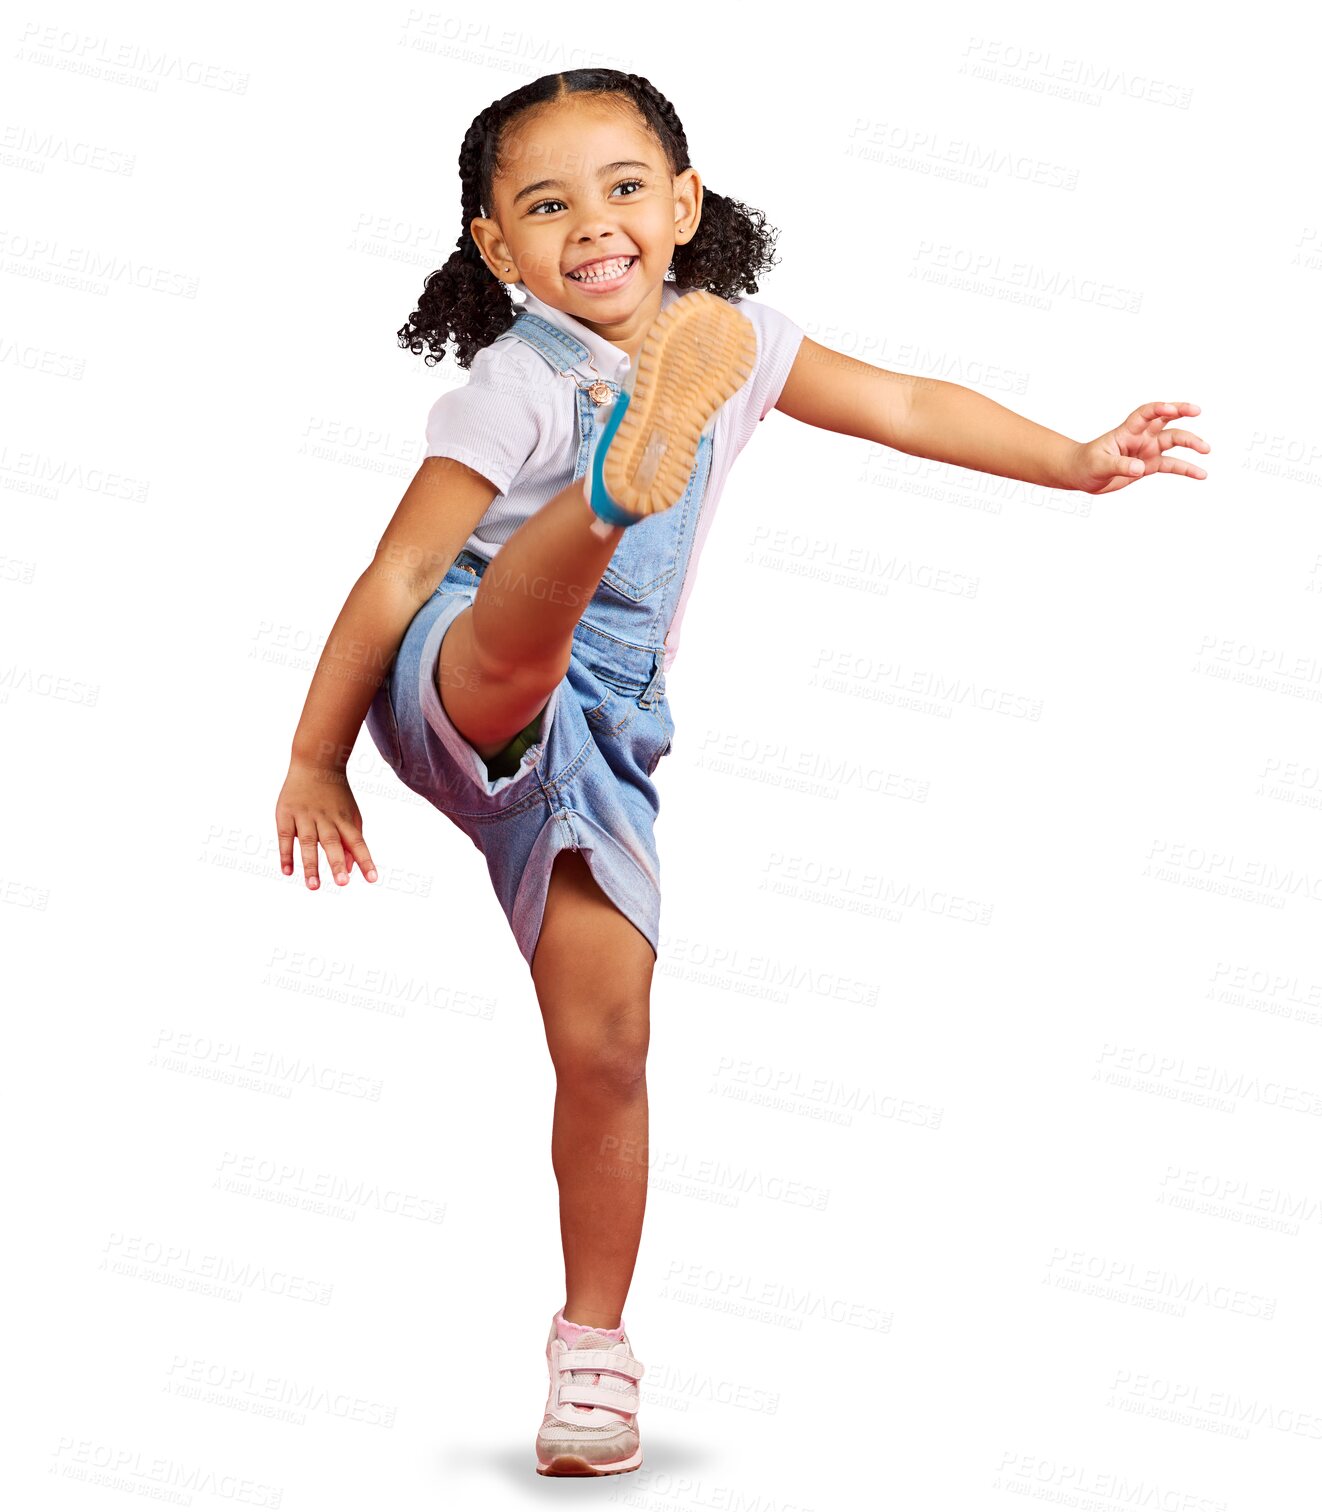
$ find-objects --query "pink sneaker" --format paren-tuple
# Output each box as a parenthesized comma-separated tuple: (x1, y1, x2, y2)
(535, 1313, 645, 1476)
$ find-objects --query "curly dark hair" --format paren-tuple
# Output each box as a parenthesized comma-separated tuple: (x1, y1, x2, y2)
(398, 69, 784, 370)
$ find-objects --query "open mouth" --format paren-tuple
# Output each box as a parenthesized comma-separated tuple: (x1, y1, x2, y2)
(565, 255, 639, 289)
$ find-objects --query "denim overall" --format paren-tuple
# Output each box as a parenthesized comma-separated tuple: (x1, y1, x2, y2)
(365, 309, 714, 968)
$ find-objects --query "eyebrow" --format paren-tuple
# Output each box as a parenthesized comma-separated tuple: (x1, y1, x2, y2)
(512, 160, 652, 207)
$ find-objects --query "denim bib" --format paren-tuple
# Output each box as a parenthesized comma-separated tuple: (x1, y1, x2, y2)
(500, 309, 714, 709)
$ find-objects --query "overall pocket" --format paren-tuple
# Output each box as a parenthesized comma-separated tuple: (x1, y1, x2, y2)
(579, 666, 640, 738)
(599, 559, 678, 604)
(596, 525, 680, 604)
(584, 685, 637, 737)
(570, 642, 647, 739)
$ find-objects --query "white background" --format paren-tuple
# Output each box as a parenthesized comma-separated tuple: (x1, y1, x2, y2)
(5, 1, 1320, 1506)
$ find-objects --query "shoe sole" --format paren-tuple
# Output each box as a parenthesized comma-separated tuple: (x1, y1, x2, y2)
(599, 289, 755, 518)
(536, 1448, 643, 1476)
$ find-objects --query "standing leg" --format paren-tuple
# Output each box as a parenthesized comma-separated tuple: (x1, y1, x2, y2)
(531, 850, 654, 1330)
(438, 479, 626, 760)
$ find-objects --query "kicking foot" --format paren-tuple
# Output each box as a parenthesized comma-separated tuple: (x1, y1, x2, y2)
(585, 289, 756, 529)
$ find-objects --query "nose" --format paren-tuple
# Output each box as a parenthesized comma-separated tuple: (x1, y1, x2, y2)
(569, 203, 620, 246)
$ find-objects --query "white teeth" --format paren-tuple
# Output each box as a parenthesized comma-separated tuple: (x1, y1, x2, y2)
(569, 256, 633, 283)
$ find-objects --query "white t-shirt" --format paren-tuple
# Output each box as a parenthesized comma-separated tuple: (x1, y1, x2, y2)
(422, 280, 804, 672)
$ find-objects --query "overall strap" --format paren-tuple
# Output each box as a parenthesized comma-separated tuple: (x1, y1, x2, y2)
(502, 309, 624, 488)
(501, 310, 597, 374)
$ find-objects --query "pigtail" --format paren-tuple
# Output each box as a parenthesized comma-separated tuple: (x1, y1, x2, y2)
(397, 115, 518, 370)
(670, 189, 780, 301)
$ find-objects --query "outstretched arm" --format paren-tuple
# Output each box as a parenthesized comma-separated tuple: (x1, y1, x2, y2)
(773, 337, 1209, 494)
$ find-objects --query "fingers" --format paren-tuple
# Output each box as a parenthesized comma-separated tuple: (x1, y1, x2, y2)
(1153, 427, 1210, 479)
(342, 829, 380, 885)
(318, 820, 352, 888)
(1130, 401, 1202, 428)
(319, 822, 380, 887)
(277, 813, 296, 876)
(1108, 412, 1211, 486)
(315, 820, 381, 887)
(1158, 428, 1210, 454)
(298, 827, 322, 890)
(280, 813, 379, 889)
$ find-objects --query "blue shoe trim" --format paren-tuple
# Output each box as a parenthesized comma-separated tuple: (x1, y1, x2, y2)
(587, 389, 644, 527)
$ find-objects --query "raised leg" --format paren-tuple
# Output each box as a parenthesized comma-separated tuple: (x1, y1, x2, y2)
(438, 480, 625, 761)
(531, 850, 653, 1330)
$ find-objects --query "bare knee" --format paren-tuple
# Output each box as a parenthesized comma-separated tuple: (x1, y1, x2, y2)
(437, 605, 566, 753)
(459, 597, 571, 692)
(549, 1001, 650, 1096)
(534, 851, 656, 1082)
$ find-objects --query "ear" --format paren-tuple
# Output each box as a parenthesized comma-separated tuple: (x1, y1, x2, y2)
(469, 216, 516, 282)
(672, 167, 702, 243)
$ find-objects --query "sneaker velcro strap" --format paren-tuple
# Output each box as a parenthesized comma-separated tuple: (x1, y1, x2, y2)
(558, 1382, 641, 1414)
(559, 1347, 644, 1379)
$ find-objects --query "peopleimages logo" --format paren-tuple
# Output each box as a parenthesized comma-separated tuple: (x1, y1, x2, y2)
(17, 24, 250, 94)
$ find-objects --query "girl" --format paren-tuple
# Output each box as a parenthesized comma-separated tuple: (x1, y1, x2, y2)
(274, 69, 1209, 1477)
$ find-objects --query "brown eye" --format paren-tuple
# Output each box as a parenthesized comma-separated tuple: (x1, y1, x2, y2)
(529, 179, 644, 215)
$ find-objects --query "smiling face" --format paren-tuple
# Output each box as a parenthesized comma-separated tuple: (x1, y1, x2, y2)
(468, 94, 702, 358)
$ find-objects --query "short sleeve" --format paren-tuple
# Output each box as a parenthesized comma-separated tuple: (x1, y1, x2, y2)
(737, 296, 806, 423)
(422, 341, 550, 496)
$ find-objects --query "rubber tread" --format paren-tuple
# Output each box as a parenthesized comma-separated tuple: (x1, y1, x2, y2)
(600, 290, 756, 517)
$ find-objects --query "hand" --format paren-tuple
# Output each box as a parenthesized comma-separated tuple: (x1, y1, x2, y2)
(276, 757, 379, 890)
(1070, 401, 1210, 494)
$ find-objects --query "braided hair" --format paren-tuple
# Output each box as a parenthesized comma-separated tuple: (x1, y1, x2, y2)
(398, 70, 783, 370)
